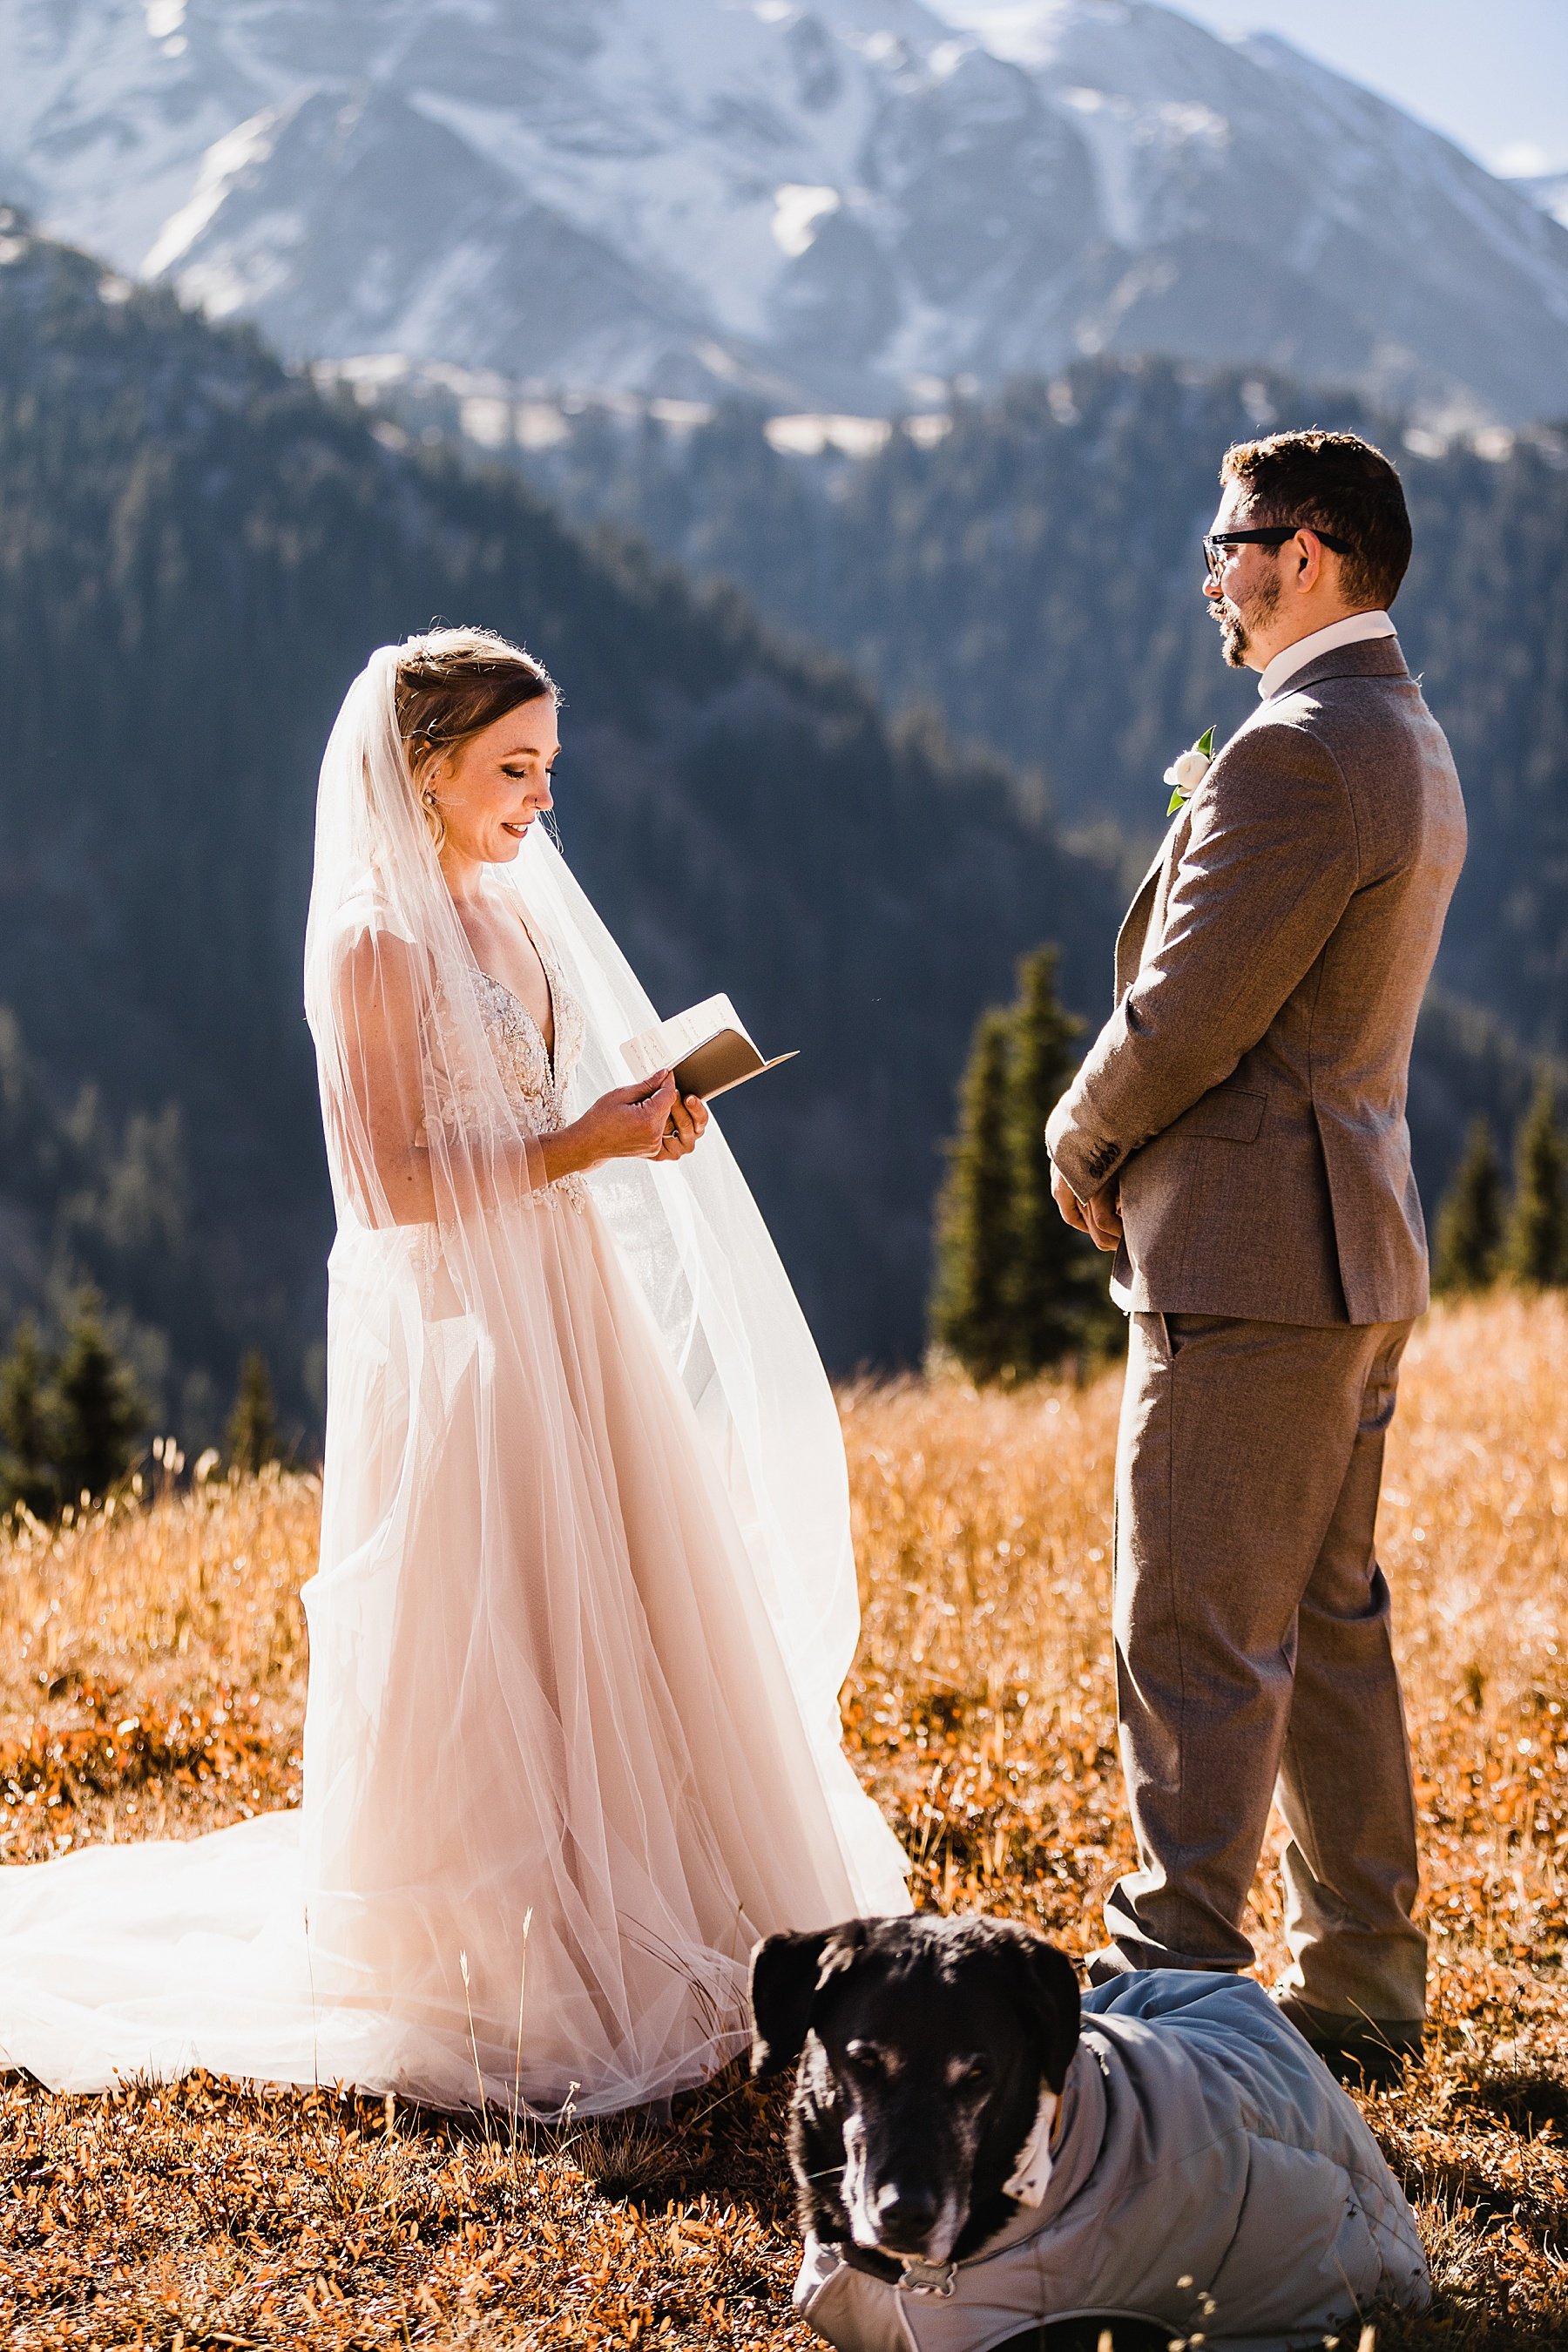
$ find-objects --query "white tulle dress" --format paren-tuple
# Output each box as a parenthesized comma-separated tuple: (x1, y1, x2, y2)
(0, 647, 909, 2112)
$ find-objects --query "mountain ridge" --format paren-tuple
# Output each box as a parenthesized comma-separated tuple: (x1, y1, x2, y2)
(3, 0, 1567, 424)
(479, 355, 1568, 1069)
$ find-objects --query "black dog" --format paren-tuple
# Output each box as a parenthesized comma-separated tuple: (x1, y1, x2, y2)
(751, 1911, 1427, 2352)
(749, 1912, 1080, 2280)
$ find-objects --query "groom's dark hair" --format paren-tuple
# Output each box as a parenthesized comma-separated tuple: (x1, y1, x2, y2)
(1220, 429, 1412, 610)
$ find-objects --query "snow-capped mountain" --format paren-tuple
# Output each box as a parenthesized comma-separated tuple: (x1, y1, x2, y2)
(3, 0, 1567, 424)
(1514, 170, 1568, 233)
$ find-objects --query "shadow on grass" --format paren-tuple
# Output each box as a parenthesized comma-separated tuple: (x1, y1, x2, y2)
(1455, 2068, 1568, 2138)
(381, 2055, 797, 2227)
(1379, 2311, 1568, 2352)
(1405, 2148, 1567, 2260)
(570, 2065, 794, 2221)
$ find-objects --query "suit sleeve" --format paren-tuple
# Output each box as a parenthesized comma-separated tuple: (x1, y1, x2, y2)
(1045, 719, 1361, 1201)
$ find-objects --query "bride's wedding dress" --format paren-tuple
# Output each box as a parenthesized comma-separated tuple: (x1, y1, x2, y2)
(0, 650, 909, 2112)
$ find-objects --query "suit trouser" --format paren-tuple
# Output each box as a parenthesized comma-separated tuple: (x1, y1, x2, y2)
(1098, 1310, 1426, 2022)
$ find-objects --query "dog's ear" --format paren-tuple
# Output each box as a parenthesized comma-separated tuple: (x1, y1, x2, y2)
(747, 1930, 835, 2077)
(1004, 1928, 1081, 2092)
(749, 1923, 874, 2077)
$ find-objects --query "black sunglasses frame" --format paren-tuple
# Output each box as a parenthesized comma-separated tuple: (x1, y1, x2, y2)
(1203, 524, 1355, 577)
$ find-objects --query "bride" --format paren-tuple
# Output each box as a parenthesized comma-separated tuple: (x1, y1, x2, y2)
(0, 628, 909, 2113)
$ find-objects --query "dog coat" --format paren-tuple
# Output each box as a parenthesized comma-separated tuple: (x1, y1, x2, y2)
(792, 1970, 1429, 2352)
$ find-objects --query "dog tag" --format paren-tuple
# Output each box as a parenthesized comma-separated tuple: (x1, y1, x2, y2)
(897, 2256, 957, 2297)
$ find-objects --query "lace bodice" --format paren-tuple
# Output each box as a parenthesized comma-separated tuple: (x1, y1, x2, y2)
(471, 917, 589, 1206)
(473, 927, 585, 1117)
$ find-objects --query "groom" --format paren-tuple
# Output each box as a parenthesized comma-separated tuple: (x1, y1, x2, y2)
(1045, 429, 1465, 2083)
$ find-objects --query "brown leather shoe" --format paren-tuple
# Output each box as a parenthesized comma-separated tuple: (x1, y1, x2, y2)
(1274, 1992, 1423, 2090)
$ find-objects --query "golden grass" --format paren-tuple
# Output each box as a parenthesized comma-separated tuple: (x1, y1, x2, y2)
(0, 1294, 1564, 2346)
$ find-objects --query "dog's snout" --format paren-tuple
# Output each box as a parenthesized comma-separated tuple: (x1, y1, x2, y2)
(871, 2178, 943, 2254)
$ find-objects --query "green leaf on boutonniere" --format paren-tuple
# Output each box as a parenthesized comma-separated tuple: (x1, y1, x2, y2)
(1166, 724, 1218, 815)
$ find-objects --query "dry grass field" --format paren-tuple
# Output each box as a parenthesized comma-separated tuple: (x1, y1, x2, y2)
(0, 1292, 1562, 2349)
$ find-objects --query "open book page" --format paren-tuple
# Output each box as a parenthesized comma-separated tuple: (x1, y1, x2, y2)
(620, 994, 756, 1086)
(620, 994, 797, 1102)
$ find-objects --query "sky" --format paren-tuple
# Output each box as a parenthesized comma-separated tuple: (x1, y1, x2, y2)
(1167, 0, 1568, 178)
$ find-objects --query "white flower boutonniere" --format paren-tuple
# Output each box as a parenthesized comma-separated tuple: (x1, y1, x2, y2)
(1165, 725, 1216, 817)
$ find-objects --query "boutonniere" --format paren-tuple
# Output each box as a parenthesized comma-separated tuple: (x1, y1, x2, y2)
(1165, 725, 1215, 816)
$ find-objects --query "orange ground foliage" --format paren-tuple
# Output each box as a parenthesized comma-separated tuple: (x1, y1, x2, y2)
(0, 1292, 1561, 2347)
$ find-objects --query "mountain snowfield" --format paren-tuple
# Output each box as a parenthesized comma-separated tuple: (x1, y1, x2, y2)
(3, 0, 1567, 423)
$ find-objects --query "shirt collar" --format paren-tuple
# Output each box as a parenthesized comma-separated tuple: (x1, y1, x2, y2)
(1258, 609, 1396, 700)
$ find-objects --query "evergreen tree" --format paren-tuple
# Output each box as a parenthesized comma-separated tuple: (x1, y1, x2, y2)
(1431, 1117, 1505, 1293)
(0, 1315, 58, 1519)
(930, 1009, 1018, 1382)
(227, 1348, 281, 1474)
(51, 1293, 145, 1504)
(1503, 1076, 1568, 1288)
(1006, 945, 1103, 1371)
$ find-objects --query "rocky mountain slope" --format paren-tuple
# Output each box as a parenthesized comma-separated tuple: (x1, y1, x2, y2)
(3, 0, 1566, 423)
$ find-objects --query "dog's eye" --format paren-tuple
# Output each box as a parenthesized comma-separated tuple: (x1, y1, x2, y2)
(843, 2041, 882, 2078)
(961, 2058, 990, 2085)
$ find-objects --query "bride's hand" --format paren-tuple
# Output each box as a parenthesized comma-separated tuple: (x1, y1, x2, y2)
(653, 1090, 709, 1162)
(564, 1073, 679, 1168)
(557, 1072, 686, 1171)
(547, 1076, 711, 1179)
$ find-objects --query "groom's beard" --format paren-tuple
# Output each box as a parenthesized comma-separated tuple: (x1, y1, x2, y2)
(1211, 570, 1281, 666)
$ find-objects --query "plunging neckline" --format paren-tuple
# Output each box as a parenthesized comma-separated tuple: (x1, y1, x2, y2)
(476, 908, 557, 1083)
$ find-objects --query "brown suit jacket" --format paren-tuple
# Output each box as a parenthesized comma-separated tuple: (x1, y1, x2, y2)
(1046, 636, 1467, 1325)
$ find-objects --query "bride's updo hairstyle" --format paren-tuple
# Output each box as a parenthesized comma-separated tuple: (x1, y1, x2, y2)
(395, 627, 559, 849)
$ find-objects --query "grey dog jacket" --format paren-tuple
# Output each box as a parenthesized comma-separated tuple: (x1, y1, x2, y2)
(793, 1971, 1429, 2352)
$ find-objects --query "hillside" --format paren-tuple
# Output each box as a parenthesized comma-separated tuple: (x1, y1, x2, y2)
(0, 1295, 1562, 2342)
(497, 362, 1568, 1061)
(0, 220, 1126, 1425)
(3, 0, 1568, 422)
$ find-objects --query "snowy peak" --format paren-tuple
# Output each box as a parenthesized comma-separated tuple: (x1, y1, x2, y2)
(1514, 171, 1568, 233)
(2, 0, 1565, 423)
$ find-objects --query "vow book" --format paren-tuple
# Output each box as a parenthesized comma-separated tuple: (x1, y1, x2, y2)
(620, 993, 798, 1102)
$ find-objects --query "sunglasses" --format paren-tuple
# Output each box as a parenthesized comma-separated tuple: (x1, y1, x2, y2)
(1203, 524, 1355, 580)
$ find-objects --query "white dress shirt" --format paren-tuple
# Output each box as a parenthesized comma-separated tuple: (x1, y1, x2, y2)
(1258, 609, 1396, 700)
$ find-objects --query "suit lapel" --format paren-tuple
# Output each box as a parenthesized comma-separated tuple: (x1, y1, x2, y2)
(1112, 639, 1410, 997)
(1113, 689, 1282, 992)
